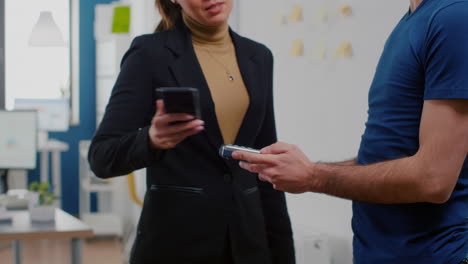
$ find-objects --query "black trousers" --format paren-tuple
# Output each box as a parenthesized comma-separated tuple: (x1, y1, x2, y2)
(130, 229, 236, 263)
(223, 230, 234, 264)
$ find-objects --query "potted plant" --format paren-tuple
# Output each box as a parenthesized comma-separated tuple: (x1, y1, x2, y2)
(28, 181, 58, 222)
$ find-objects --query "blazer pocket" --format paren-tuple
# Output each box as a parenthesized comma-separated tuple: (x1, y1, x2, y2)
(150, 184, 204, 195)
(243, 186, 259, 196)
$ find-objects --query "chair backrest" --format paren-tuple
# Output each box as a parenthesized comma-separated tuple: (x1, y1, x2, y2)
(126, 173, 143, 207)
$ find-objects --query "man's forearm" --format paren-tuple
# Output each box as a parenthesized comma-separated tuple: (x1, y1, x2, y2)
(311, 155, 439, 204)
(321, 158, 357, 166)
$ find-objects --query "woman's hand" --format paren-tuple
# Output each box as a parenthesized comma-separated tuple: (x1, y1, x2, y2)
(149, 100, 204, 149)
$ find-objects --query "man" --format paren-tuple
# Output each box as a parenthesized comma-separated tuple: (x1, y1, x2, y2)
(232, 0, 468, 263)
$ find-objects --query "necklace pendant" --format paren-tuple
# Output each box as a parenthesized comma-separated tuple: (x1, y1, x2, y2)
(229, 75, 234, 81)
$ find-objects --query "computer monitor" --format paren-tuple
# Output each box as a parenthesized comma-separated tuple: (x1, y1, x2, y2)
(14, 98, 69, 132)
(0, 110, 38, 169)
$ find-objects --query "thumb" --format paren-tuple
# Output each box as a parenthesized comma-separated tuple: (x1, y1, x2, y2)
(156, 99, 166, 116)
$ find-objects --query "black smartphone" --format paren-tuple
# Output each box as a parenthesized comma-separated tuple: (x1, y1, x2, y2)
(155, 87, 202, 120)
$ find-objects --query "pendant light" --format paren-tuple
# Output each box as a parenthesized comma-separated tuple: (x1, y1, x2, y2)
(28, 11, 65, 47)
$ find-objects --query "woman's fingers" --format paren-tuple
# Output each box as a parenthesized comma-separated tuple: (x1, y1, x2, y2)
(150, 100, 204, 149)
(151, 118, 204, 149)
(164, 126, 204, 145)
(157, 119, 204, 136)
(157, 126, 204, 148)
(154, 113, 194, 126)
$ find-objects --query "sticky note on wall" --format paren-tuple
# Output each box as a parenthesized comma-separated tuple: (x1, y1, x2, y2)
(112, 6, 131, 33)
(334, 41, 353, 58)
(289, 5, 303, 23)
(290, 39, 304, 57)
(340, 4, 353, 16)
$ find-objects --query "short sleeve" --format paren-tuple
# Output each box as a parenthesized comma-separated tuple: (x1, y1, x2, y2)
(424, 2, 468, 100)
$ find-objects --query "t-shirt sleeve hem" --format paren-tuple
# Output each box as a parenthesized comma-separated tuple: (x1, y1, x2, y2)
(424, 89, 468, 100)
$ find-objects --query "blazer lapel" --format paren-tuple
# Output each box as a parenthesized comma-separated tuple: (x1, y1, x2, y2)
(230, 31, 265, 147)
(165, 23, 224, 152)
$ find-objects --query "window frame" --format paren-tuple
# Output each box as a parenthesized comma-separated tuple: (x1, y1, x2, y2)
(0, 0, 80, 124)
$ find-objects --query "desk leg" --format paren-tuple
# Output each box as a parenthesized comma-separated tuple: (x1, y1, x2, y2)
(40, 150, 49, 183)
(12, 240, 22, 264)
(71, 238, 82, 264)
(52, 150, 61, 208)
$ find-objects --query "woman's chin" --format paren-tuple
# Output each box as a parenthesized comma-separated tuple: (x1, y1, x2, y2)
(202, 14, 229, 26)
(206, 20, 227, 27)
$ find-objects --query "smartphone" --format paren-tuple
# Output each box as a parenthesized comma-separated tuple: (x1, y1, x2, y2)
(156, 87, 202, 120)
(219, 144, 261, 159)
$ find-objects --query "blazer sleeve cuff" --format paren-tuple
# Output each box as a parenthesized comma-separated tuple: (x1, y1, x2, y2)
(133, 126, 165, 168)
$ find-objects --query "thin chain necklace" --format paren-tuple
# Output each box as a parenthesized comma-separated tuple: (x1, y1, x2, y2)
(203, 48, 235, 82)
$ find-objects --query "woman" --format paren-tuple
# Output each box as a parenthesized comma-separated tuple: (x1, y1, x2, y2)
(88, 0, 295, 263)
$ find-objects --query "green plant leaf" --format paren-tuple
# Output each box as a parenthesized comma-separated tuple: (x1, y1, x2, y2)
(29, 181, 39, 191)
(30, 181, 57, 205)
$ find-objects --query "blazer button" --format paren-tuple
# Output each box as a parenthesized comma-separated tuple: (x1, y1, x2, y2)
(224, 173, 232, 183)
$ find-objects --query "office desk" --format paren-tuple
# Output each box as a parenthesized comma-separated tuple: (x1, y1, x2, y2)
(0, 208, 93, 264)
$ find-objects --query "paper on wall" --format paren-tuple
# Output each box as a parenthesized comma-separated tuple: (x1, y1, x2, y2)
(290, 39, 305, 57)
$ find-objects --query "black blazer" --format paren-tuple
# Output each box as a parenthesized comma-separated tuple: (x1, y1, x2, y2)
(88, 21, 295, 264)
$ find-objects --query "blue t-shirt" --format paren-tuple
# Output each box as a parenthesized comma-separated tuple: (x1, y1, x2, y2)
(355, 0, 468, 263)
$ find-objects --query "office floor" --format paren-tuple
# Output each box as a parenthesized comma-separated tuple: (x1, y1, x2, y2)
(0, 237, 124, 264)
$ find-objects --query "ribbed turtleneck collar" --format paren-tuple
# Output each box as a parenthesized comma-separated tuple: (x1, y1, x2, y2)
(182, 12, 230, 46)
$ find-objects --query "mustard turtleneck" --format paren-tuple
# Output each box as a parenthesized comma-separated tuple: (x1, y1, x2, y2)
(183, 13, 250, 145)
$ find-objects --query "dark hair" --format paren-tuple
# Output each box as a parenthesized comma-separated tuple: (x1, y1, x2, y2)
(155, 0, 182, 32)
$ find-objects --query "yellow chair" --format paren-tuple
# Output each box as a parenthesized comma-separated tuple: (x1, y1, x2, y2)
(126, 173, 143, 207)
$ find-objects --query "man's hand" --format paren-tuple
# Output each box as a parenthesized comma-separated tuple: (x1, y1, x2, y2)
(232, 142, 321, 193)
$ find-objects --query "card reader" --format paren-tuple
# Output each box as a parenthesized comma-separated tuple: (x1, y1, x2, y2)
(219, 144, 260, 159)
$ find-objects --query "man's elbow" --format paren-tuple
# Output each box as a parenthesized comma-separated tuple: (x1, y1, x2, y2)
(425, 186, 452, 204)
(422, 172, 457, 204)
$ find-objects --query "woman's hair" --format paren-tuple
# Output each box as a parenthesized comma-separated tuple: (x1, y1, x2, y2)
(155, 0, 182, 32)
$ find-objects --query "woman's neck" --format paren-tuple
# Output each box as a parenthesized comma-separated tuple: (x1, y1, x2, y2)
(182, 12, 230, 45)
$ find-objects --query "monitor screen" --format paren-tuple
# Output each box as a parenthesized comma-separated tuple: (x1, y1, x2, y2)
(14, 98, 69, 132)
(0, 110, 38, 169)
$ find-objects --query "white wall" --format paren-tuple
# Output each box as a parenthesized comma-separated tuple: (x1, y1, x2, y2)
(236, 0, 408, 263)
